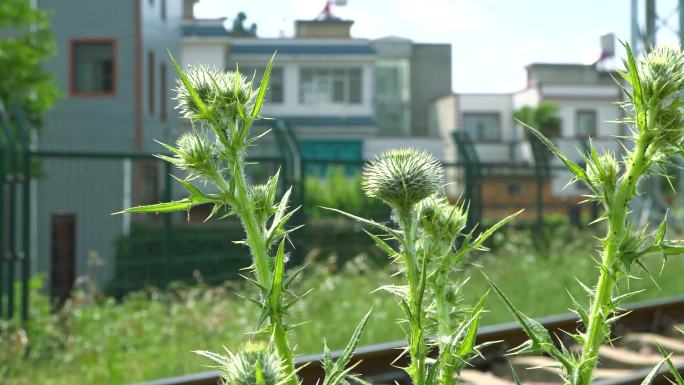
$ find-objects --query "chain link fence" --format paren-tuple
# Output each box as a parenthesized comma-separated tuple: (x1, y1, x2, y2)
(0, 105, 601, 321)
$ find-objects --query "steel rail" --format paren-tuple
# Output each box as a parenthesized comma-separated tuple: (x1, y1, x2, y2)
(128, 294, 684, 385)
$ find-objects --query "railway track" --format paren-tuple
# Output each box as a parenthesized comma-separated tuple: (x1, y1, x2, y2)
(132, 295, 684, 385)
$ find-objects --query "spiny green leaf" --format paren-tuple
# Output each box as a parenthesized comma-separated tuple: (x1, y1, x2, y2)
(321, 308, 372, 385)
(623, 42, 644, 107)
(518, 119, 590, 185)
(487, 275, 572, 369)
(193, 349, 227, 367)
(655, 211, 668, 244)
(363, 229, 398, 257)
(251, 53, 274, 119)
(510, 363, 523, 385)
(656, 344, 684, 385)
(567, 290, 589, 326)
(660, 240, 684, 256)
(168, 51, 215, 124)
(322, 206, 400, 237)
(639, 359, 666, 385)
(339, 308, 373, 367)
(455, 290, 488, 358)
(470, 210, 522, 251)
(114, 199, 194, 214)
(270, 239, 287, 303)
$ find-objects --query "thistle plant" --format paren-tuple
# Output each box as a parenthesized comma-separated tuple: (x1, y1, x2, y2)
(328, 149, 519, 385)
(117, 56, 370, 385)
(489, 44, 684, 385)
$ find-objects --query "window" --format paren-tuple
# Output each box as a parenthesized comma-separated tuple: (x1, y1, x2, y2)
(70, 40, 115, 95)
(576, 110, 596, 137)
(300, 67, 362, 105)
(376, 105, 410, 136)
(374, 60, 409, 102)
(508, 183, 523, 196)
(160, 61, 167, 122)
(148, 51, 155, 115)
(243, 67, 284, 103)
(462, 113, 501, 141)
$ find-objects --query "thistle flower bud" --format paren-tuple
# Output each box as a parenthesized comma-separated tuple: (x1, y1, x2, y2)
(175, 65, 254, 123)
(654, 106, 684, 145)
(248, 183, 276, 226)
(164, 132, 217, 179)
(637, 46, 684, 104)
(219, 342, 286, 385)
(417, 195, 467, 243)
(586, 152, 620, 190)
(362, 149, 443, 210)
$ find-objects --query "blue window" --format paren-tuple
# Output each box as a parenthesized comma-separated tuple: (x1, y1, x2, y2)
(299, 140, 362, 175)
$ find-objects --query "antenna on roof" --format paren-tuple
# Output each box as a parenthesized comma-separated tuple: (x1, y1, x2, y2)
(316, 0, 347, 21)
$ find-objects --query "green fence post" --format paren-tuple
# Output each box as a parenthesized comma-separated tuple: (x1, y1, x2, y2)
(452, 132, 480, 230)
(0, 104, 17, 319)
(12, 102, 32, 322)
(299, 158, 306, 224)
(535, 163, 544, 230)
(162, 161, 173, 286)
(0, 126, 5, 318)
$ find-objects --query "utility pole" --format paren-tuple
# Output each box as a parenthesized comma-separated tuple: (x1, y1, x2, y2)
(680, 0, 684, 48)
(631, 0, 639, 49)
(646, 0, 656, 48)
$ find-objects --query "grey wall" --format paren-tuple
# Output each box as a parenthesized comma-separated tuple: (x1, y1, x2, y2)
(33, 0, 183, 287)
(141, 0, 184, 151)
(410, 44, 452, 137)
(38, 0, 136, 152)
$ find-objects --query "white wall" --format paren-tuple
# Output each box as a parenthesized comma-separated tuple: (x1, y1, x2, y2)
(458, 94, 516, 141)
(181, 40, 226, 69)
(544, 98, 622, 137)
(430, 95, 458, 157)
(232, 55, 375, 118)
(364, 137, 445, 160)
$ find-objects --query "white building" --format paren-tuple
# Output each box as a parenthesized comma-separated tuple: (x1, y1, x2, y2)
(432, 62, 623, 198)
(180, 3, 452, 161)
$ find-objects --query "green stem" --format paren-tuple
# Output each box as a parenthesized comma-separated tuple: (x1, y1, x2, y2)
(220, 161, 298, 385)
(435, 279, 456, 385)
(398, 210, 426, 385)
(578, 133, 649, 385)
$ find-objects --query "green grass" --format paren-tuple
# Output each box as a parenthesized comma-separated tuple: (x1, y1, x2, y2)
(3, 226, 684, 385)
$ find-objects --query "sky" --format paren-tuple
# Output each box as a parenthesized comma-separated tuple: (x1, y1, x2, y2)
(193, 0, 683, 93)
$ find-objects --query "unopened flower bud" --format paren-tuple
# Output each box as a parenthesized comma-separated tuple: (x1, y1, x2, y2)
(167, 132, 217, 179)
(222, 342, 286, 385)
(586, 152, 620, 190)
(362, 149, 443, 210)
(175, 65, 254, 123)
(417, 195, 467, 242)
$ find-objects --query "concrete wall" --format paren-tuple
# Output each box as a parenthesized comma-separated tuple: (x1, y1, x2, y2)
(181, 39, 227, 69)
(226, 54, 375, 119)
(363, 137, 445, 161)
(410, 44, 451, 137)
(141, 0, 184, 150)
(457, 94, 516, 139)
(34, 0, 183, 287)
(38, 0, 136, 152)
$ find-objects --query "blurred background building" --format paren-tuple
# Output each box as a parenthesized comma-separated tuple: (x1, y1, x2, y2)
(6, 0, 679, 300)
(181, 0, 451, 162)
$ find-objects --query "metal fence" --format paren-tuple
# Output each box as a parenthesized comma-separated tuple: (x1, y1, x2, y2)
(0, 105, 599, 321)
